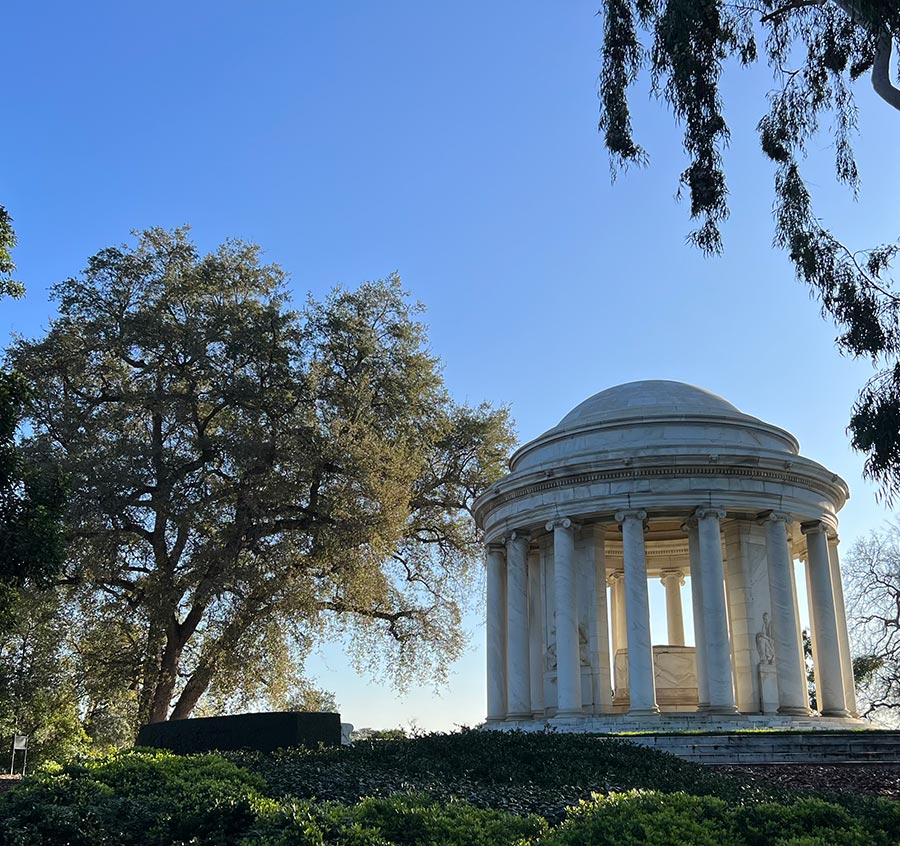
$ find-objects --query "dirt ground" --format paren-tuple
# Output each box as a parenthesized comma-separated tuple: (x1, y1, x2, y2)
(716, 763, 900, 800)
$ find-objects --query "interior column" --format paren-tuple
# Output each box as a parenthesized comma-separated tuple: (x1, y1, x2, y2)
(660, 569, 686, 645)
(485, 543, 507, 722)
(760, 511, 810, 715)
(616, 509, 658, 715)
(591, 525, 613, 713)
(684, 518, 709, 711)
(802, 521, 849, 717)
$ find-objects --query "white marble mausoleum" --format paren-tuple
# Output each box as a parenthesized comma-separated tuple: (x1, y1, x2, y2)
(474, 380, 862, 728)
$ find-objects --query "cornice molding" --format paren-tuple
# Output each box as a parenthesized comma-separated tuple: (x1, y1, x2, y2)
(477, 461, 846, 521)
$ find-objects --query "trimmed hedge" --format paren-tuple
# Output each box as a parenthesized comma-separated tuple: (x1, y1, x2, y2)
(137, 711, 341, 754)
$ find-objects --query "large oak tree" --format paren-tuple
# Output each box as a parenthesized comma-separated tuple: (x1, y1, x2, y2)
(597, 0, 900, 495)
(8, 228, 514, 727)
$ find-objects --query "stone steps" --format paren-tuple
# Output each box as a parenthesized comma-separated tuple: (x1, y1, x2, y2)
(623, 731, 900, 764)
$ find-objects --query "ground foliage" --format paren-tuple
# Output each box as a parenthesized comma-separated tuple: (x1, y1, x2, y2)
(719, 762, 900, 800)
(2, 735, 900, 845)
(5, 227, 515, 733)
(225, 729, 771, 822)
(597, 0, 900, 498)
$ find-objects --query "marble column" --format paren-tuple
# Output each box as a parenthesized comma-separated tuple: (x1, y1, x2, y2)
(660, 569, 686, 646)
(527, 547, 545, 717)
(548, 518, 581, 717)
(485, 543, 507, 722)
(591, 525, 613, 713)
(684, 519, 709, 711)
(505, 531, 531, 719)
(695, 507, 738, 714)
(760, 511, 810, 715)
(827, 535, 859, 717)
(802, 522, 849, 717)
(616, 509, 658, 715)
(609, 571, 627, 655)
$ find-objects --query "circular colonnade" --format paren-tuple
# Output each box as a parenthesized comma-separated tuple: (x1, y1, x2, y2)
(473, 381, 861, 728)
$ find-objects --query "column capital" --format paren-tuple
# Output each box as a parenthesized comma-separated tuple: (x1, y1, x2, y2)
(615, 509, 647, 523)
(680, 517, 698, 533)
(505, 529, 531, 545)
(660, 569, 686, 587)
(800, 520, 828, 537)
(606, 570, 625, 586)
(545, 517, 575, 532)
(485, 542, 506, 555)
(757, 509, 793, 526)
(694, 506, 726, 521)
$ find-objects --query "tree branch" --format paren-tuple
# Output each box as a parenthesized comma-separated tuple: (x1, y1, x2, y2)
(872, 31, 900, 112)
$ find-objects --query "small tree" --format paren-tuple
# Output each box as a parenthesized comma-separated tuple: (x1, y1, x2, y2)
(8, 228, 515, 729)
(844, 520, 900, 720)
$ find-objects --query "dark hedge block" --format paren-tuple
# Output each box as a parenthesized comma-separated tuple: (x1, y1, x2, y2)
(137, 711, 341, 754)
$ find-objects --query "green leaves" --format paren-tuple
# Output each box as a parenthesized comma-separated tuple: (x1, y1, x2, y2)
(597, 0, 900, 497)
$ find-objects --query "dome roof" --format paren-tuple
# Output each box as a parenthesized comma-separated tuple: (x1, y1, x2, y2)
(510, 379, 800, 472)
(558, 380, 744, 428)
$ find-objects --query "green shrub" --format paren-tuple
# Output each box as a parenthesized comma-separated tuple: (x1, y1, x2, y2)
(538, 791, 738, 846)
(243, 793, 547, 846)
(731, 798, 876, 846)
(0, 750, 269, 846)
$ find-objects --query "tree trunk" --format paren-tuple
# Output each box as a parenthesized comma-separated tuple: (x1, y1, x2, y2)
(169, 660, 215, 720)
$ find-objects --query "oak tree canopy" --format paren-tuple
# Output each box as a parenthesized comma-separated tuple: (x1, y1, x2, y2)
(9, 228, 515, 727)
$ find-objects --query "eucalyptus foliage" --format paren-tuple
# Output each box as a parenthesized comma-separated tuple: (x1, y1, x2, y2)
(598, 0, 900, 496)
(7, 228, 515, 728)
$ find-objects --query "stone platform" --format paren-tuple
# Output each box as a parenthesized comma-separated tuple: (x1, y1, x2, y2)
(492, 712, 866, 734)
(484, 714, 900, 764)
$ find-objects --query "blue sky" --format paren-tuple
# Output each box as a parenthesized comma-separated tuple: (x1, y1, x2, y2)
(3, 2, 898, 731)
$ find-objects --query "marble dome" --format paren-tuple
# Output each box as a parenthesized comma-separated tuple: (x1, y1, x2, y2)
(510, 380, 800, 473)
(558, 380, 745, 426)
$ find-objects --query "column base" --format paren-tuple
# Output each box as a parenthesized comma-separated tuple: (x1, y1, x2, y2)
(505, 712, 533, 721)
(777, 705, 812, 717)
(821, 709, 851, 718)
(553, 710, 585, 720)
(628, 707, 661, 716)
(706, 704, 740, 715)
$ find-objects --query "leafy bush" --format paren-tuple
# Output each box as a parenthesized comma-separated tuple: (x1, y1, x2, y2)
(539, 791, 895, 846)
(0, 750, 269, 846)
(540, 791, 737, 846)
(243, 793, 547, 846)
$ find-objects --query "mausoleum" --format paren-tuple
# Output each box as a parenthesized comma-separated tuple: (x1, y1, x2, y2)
(474, 380, 862, 728)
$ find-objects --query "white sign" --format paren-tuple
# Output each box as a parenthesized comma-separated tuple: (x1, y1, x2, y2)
(12, 735, 27, 750)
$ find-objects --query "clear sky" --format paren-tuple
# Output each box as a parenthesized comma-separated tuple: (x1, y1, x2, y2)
(3, 1, 898, 732)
